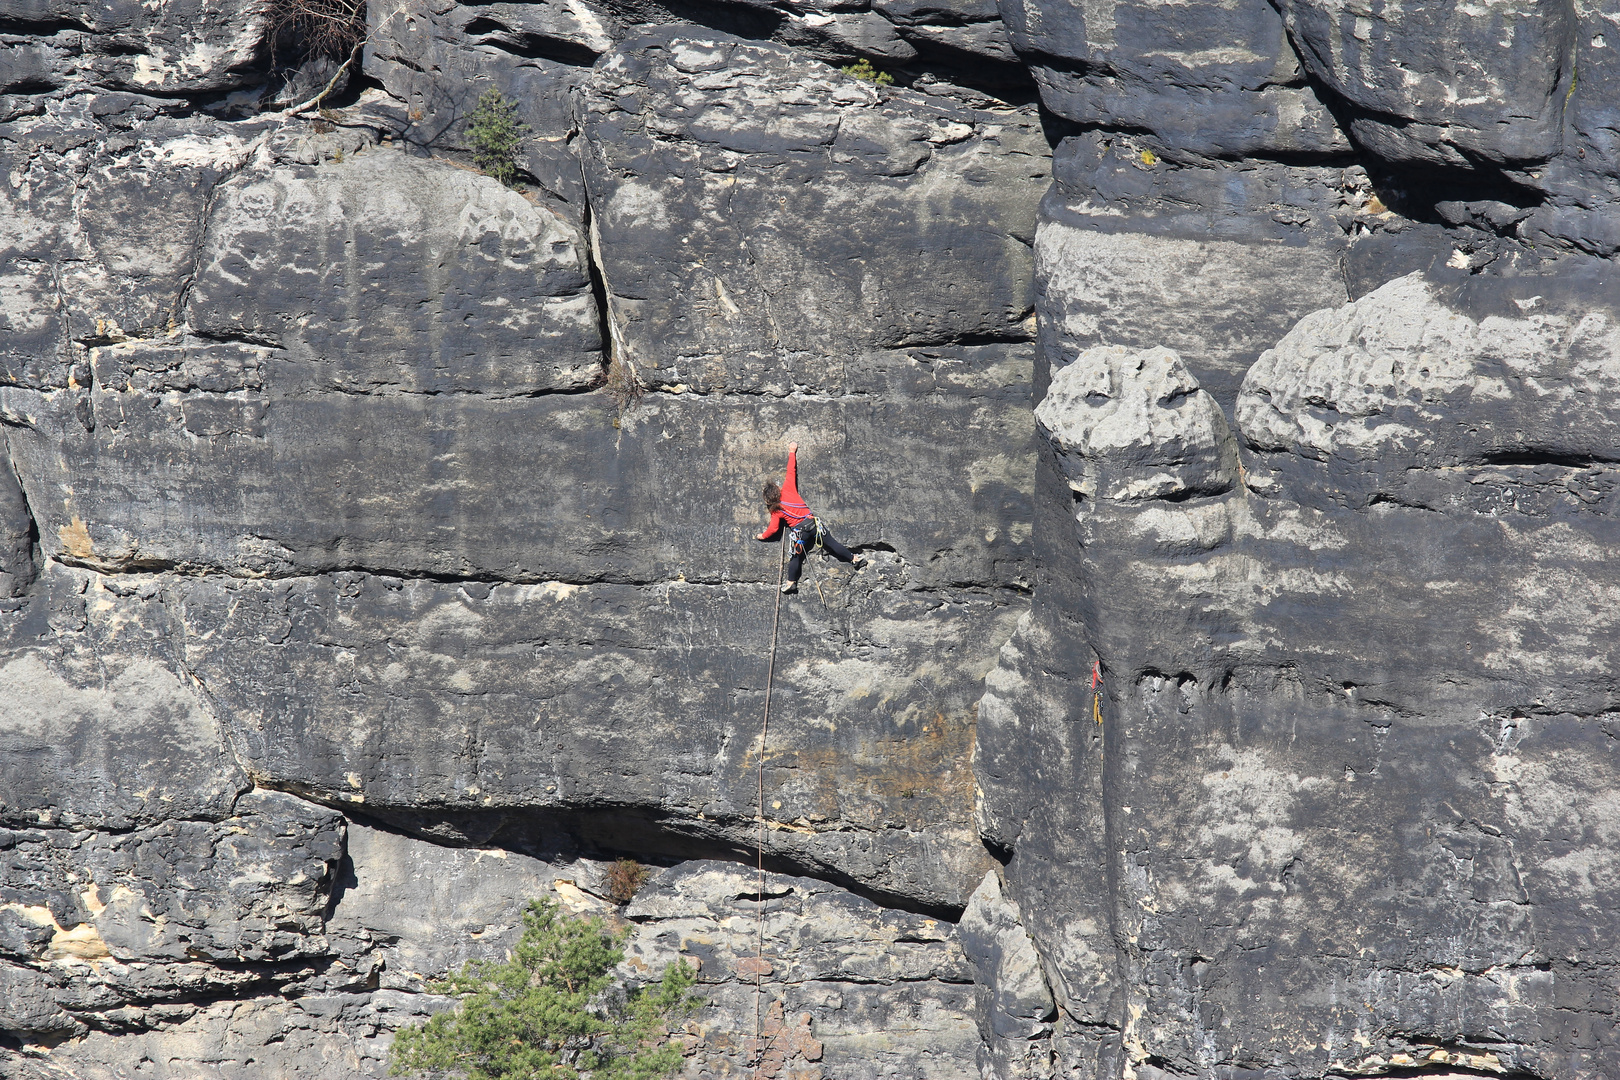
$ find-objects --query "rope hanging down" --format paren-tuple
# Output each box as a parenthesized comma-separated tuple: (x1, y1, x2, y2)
(754, 533, 788, 1041)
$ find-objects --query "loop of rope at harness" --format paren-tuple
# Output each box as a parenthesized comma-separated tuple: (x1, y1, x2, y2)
(755, 531, 787, 1042)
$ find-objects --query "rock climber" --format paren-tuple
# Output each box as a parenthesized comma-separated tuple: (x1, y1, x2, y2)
(757, 442, 865, 594)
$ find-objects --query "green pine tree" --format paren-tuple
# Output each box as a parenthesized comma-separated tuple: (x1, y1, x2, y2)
(466, 88, 529, 188)
(841, 58, 894, 85)
(389, 898, 700, 1080)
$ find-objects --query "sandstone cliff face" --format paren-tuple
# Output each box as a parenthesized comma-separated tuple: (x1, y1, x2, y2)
(2, 0, 1618, 1076)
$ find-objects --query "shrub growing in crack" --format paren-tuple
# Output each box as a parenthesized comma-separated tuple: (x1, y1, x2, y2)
(605, 859, 651, 906)
(603, 355, 645, 419)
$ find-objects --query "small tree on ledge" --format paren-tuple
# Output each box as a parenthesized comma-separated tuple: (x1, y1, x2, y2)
(467, 88, 529, 188)
(389, 898, 699, 1080)
(841, 58, 894, 85)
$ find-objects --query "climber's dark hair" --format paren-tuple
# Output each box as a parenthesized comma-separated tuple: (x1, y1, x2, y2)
(763, 480, 783, 513)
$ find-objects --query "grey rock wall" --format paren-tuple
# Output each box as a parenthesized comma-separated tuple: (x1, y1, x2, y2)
(4, 0, 1620, 1075)
(1273, 0, 1575, 168)
(1037, 135, 1352, 409)
(1, 0, 1039, 1073)
(627, 861, 978, 1078)
(4, 808, 983, 1079)
(0, 461, 33, 597)
(966, 0, 1620, 1075)
(998, 0, 1345, 158)
(979, 270, 1620, 1078)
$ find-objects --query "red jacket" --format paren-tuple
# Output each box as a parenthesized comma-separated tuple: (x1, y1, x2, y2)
(758, 449, 812, 539)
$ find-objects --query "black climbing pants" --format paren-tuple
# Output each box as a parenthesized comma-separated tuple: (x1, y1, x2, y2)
(786, 520, 856, 582)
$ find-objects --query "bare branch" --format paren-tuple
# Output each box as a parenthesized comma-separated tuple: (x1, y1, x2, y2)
(263, 0, 367, 64)
(284, 45, 360, 115)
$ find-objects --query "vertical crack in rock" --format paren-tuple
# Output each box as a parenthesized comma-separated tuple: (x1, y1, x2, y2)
(0, 438, 40, 597)
(169, 152, 254, 339)
(583, 179, 637, 404)
(577, 156, 617, 385)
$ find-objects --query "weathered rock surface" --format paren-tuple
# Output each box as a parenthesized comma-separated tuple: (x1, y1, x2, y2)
(581, 26, 1048, 393)
(1523, 10, 1620, 256)
(6, 0, 1620, 1074)
(0, 650, 245, 830)
(5, 19, 1030, 1067)
(1037, 134, 1351, 409)
(1, 808, 978, 1079)
(4, 367, 1028, 588)
(977, 266, 1620, 1078)
(1036, 344, 1237, 503)
(0, 790, 345, 1045)
(1, 16, 1040, 928)
(1272, 0, 1576, 169)
(998, 0, 1347, 157)
(0, 461, 32, 597)
(958, 871, 1054, 1077)
(0, 564, 247, 832)
(184, 150, 601, 394)
(178, 566, 1017, 909)
(362, 0, 599, 215)
(589, 0, 1026, 79)
(626, 861, 977, 1079)
(0, 0, 266, 94)
(1240, 270, 1620, 514)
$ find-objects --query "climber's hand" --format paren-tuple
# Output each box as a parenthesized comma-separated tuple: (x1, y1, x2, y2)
(788, 441, 798, 452)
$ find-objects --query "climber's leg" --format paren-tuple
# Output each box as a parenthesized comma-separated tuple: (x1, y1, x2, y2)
(819, 530, 859, 564)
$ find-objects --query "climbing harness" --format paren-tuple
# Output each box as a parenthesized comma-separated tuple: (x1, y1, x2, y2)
(754, 531, 788, 1041)
(788, 516, 826, 559)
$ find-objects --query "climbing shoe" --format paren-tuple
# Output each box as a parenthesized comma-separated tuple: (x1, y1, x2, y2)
(781, 581, 798, 594)
(852, 555, 867, 569)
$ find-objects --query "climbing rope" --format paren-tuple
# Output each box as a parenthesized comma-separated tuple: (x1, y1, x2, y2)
(755, 532, 787, 1041)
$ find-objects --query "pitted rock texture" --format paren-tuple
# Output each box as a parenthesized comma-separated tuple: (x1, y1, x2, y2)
(976, 268, 1620, 1078)
(624, 861, 977, 1079)
(1240, 271, 1620, 512)
(1036, 344, 1237, 503)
